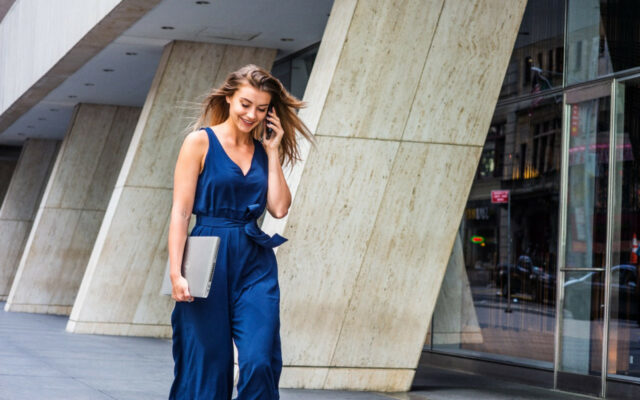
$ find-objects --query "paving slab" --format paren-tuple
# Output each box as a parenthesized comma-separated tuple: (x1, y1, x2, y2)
(1, 302, 601, 400)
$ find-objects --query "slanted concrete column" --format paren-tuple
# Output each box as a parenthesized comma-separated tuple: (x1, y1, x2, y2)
(0, 139, 58, 301)
(4, 104, 140, 314)
(67, 41, 276, 336)
(259, 0, 527, 392)
(431, 234, 483, 346)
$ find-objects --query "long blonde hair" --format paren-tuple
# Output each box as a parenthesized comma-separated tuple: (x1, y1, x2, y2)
(190, 64, 314, 166)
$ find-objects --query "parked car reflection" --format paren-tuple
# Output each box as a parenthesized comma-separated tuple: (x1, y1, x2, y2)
(563, 265, 639, 321)
(496, 255, 556, 303)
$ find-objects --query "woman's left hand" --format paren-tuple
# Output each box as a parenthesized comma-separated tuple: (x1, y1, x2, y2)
(262, 108, 284, 152)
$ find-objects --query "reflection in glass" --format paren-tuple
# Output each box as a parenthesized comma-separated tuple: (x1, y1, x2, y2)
(560, 94, 609, 378)
(564, 96, 610, 270)
(429, 0, 564, 367)
(566, 0, 640, 85)
(561, 271, 605, 375)
(271, 45, 319, 100)
(499, 0, 564, 101)
(609, 80, 640, 381)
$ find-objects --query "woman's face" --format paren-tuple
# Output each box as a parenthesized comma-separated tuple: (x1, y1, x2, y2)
(226, 82, 272, 134)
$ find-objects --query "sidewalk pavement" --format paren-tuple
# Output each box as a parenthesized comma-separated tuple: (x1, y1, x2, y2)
(0, 302, 594, 400)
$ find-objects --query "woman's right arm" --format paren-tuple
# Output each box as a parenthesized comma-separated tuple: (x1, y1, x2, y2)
(168, 130, 207, 302)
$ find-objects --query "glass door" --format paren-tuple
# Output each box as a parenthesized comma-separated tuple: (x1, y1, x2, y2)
(607, 76, 640, 386)
(556, 82, 612, 396)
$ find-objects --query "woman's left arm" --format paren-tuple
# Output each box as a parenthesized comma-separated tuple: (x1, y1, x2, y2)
(264, 108, 291, 219)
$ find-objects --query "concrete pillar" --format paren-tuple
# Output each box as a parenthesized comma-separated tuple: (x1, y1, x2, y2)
(259, 0, 527, 392)
(67, 41, 276, 336)
(4, 104, 140, 314)
(431, 234, 483, 346)
(0, 139, 58, 301)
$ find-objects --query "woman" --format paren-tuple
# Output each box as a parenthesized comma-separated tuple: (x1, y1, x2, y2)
(168, 64, 312, 399)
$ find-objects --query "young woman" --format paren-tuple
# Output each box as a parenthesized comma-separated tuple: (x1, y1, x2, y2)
(168, 64, 312, 399)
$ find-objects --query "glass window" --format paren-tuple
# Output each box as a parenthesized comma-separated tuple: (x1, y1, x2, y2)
(566, 0, 640, 85)
(609, 78, 640, 381)
(429, 0, 564, 367)
(272, 44, 319, 100)
(559, 92, 610, 380)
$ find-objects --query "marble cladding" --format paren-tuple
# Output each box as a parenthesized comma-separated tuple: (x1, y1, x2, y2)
(316, 0, 444, 140)
(279, 136, 398, 366)
(4, 104, 139, 314)
(277, 0, 527, 391)
(0, 139, 58, 299)
(403, 0, 528, 145)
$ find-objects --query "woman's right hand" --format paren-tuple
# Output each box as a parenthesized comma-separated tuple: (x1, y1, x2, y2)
(172, 276, 194, 302)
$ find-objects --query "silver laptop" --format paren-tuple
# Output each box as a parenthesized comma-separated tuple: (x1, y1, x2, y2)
(160, 236, 220, 298)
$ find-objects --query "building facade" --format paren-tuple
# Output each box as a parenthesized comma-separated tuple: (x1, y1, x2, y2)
(0, 0, 638, 398)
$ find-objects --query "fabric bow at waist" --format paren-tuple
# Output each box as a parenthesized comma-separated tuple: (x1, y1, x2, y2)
(195, 204, 287, 248)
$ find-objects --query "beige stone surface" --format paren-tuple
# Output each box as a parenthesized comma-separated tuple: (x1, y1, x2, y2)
(260, 0, 358, 241)
(329, 143, 481, 368)
(279, 367, 414, 392)
(0, 220, 29, 301)
(4, 104, 139, 314)
(316, 0, 443, 140)
(0, 139, 58, 221)
(0, 139, 58, 299)
(323, 368, 415, 392)
(403, 0, 527, 145)
(70, 186, 173, 325)
(279, 136, 398, 366)
(279, 367, 329, 389)
(275, 0, 527, 390)
(431, 233, 483, 345)
(68, 42, 276, 336)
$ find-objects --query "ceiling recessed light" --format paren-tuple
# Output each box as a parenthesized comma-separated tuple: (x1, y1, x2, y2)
(68, 95, 77, 98)
(84, 83, 95, 86)
(280, 38, 294, 42)
(125, 52, 138, 56)
(50, 108, 59, 112)
(161, 26, 175, 30)
(38, 117, 46, 121)
(103, 68, 114, 72)
(196, 1, 210, 4)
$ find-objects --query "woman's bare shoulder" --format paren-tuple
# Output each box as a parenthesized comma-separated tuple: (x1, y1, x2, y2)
(182, 129, 209, 154)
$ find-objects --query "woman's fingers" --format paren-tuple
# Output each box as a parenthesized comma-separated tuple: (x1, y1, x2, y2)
(172, 277, 194, 302)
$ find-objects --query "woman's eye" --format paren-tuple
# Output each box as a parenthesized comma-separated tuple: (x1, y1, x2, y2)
(241, 104, 249, 108)
(258, 108, 267, 113)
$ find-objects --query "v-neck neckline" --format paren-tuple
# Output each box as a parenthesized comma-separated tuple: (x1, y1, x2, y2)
(209, 128, 255, 178)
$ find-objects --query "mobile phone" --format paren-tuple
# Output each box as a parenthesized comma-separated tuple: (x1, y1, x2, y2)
(265, 103, 274, 140)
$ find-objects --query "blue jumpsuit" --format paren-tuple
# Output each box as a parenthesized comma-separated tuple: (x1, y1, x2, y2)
(169, 127, 286, 400)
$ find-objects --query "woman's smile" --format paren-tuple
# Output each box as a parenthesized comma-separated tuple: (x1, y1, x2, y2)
(240, 117, 254, 126)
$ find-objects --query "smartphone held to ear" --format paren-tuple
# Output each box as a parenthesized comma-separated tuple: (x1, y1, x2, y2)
(265, 103, 274, 140)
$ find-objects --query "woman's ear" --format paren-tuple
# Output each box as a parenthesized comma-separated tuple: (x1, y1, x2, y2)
(225, 95, 231, 105)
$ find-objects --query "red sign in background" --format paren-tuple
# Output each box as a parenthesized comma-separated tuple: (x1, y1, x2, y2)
(491, 190, 510, 204)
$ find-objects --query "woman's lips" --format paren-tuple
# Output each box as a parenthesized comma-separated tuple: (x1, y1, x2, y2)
(240, 118, 254, 127)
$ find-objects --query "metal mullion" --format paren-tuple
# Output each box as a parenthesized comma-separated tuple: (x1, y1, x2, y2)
(600, 79, 619, 397)
(554, 93, 571, 389)
(560, 267, 605, 272)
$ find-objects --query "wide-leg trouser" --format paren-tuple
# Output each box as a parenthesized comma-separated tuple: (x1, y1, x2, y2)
(169, 228, 281, 400)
